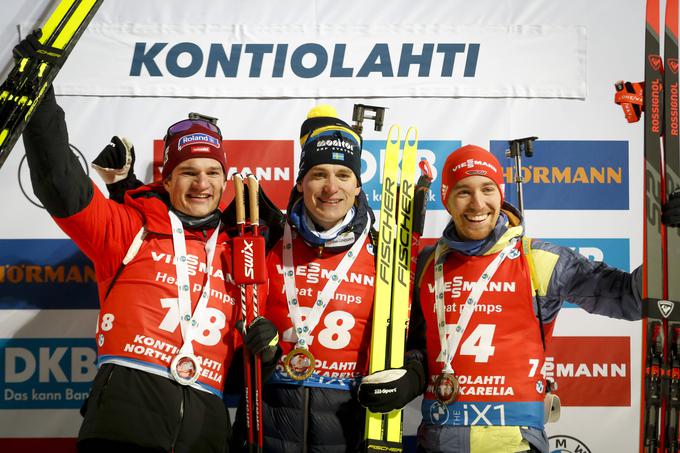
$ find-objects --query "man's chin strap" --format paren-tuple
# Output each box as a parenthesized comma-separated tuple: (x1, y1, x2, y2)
(171, 209, 221, 229)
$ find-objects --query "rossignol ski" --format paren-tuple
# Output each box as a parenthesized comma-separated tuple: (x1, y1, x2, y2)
(364, 125, 419, 451)
(640, 0, 680, 451)
(0, 0, 103, 170)
(663, 1, 680, 451)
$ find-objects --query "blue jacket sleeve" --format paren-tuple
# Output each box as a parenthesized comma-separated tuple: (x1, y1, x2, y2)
(531, 239, 643, 322)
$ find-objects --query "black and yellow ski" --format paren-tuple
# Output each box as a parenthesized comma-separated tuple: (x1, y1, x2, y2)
(0, 0, 103, 169)
(364, 125, 419, 451)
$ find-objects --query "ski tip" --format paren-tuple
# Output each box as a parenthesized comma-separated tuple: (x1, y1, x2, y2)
(405, 126, 418, 146)
(387, 124, 402, 143)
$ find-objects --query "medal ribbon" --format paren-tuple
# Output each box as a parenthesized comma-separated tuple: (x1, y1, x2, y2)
(282, 217, 369, 350)
(169, 211, 220, 356)
(434, 238, 518, 374)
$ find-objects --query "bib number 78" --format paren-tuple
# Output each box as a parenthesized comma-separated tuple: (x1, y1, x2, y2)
(158, 298, 226, 346)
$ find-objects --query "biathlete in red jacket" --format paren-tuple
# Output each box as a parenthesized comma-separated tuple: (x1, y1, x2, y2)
(358, 144, 680, 453)
(231, 105, 378, 452)
(19, 60, 279, 453)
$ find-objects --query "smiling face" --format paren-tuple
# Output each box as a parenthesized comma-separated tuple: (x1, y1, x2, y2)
(163, 158, 226, 218)
(446, 175, 502, 241)
(296, 163, 361, 230)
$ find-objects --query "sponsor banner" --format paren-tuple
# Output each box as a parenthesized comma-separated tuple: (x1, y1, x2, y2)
(489, 140, 629, 210)
(545, 336, 631, 406)
(0, 240, 97, 310)
(153, 139, 295, 210)
(362, 139, 460, 211)
(58, 24, 586, 99)
(0, 338, 97, 410)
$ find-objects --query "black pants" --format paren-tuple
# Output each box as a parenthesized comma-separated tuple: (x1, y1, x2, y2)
(78, 439, 166, 453)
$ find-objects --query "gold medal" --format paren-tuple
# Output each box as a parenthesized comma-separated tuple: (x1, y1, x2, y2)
(170, 352, 201, 386)
(434, 372, 460, 404)
(283, 348, 315, 381)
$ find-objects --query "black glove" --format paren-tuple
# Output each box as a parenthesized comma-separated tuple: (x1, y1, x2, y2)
(92, 136, 142, 203)
(237, 316, 280, 363)
(663, 190, 680, 227)
(358, 360, 426, 413)
(13, 29, 64, 66)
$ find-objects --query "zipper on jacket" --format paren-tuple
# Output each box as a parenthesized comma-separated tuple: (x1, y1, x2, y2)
(96, 366, 115, 408)
(170, 387, 186, 452)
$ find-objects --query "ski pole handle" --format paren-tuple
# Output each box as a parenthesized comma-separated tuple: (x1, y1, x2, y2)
(233, 173, 246, 227)
(246, 174, 259, 235)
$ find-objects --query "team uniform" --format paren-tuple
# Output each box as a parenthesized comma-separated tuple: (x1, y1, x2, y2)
(408, 204, 642, 453)
(23, 88, 245, 452)
(257, 190, 375, 452)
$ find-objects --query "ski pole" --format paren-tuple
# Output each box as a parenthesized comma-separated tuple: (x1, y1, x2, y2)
(505, 136, 537, 214)
(233, 173, 255, 452)
(351, 104, 385, 135)
(246, 173, 264, 452)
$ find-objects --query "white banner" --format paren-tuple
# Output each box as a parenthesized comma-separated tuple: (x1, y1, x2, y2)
(56, 23, 586, 99)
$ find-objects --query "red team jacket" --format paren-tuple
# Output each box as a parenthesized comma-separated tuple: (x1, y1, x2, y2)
(417, 240, 546, 429)
(55, 183, 242, 396)
(266, 231, 376, 389)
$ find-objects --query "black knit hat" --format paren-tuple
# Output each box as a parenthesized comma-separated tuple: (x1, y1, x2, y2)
(297, 105, 363, 185)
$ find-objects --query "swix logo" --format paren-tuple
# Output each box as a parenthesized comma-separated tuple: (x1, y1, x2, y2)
(670, 58, 679, 74)
(659, 299, 675, 319)
(649, 54, 663, 72)
(241, 240, 255, 279)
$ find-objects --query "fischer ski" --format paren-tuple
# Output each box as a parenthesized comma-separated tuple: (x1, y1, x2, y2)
(0, 0, 102, 170)
(364, 126, 420, 451)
